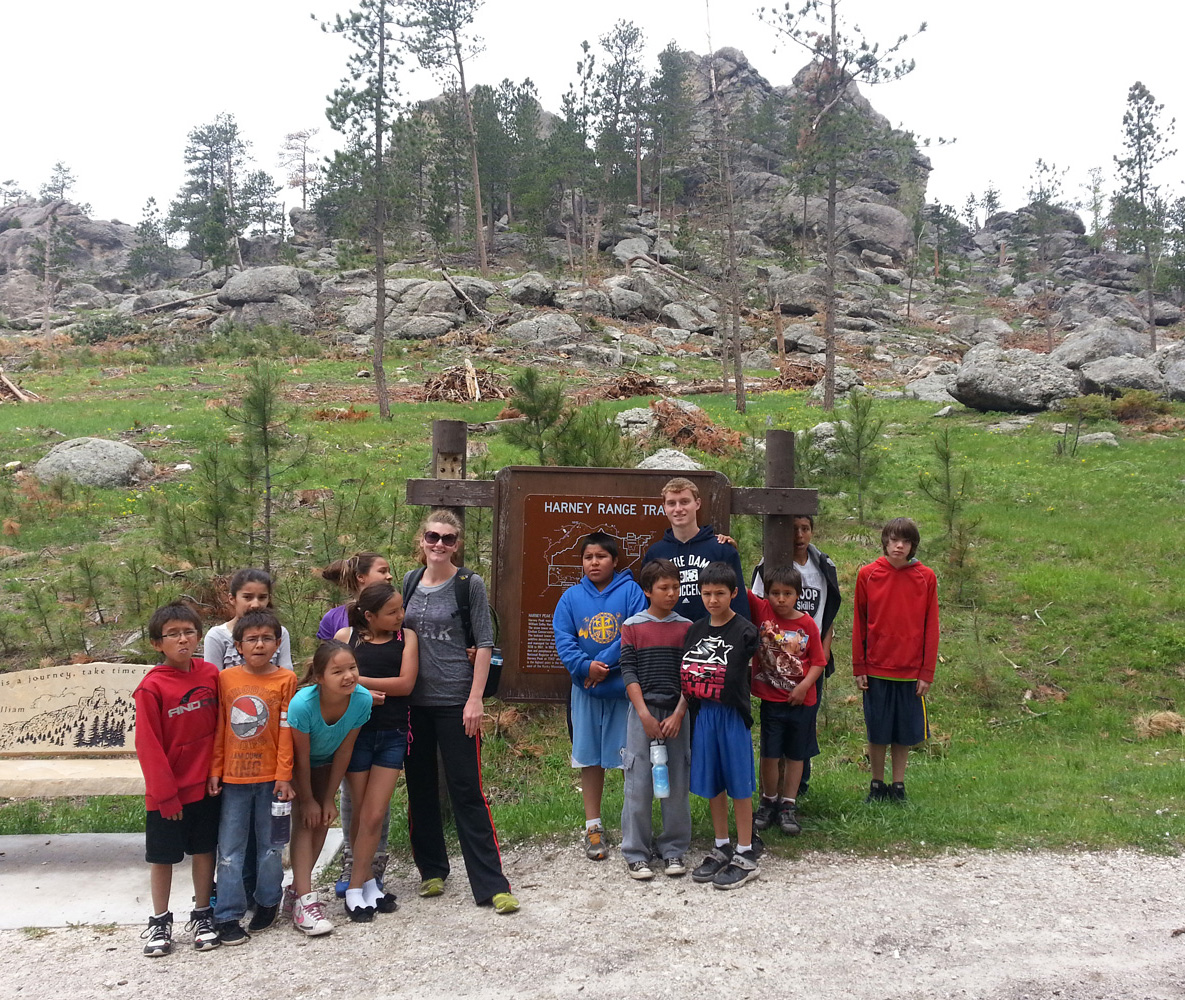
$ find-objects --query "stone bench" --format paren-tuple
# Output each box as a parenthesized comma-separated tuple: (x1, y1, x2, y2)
(0, 661, 147, 800)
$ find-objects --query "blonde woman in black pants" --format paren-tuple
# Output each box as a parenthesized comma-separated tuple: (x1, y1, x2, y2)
(402, 509, 519, 914)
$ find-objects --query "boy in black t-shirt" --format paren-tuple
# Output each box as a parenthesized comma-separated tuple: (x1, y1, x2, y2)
(682, 562, 761, 890)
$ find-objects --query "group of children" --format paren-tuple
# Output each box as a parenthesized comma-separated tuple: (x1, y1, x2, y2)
(552, 478, 940, 890)
(133, 476, 940, 953)
(134, 566, 411, 956)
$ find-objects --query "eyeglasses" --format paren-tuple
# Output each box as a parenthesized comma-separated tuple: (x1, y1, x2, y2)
(239, 635, 278, 645)
(423, 531, 458, 546)
(162, 629, 199, 640)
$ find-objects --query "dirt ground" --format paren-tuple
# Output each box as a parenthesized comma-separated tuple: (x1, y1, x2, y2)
(4, 844, 1182, 1000)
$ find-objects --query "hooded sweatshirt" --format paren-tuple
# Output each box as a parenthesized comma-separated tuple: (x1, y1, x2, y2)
(133, 658, 220, 816)
(553, 568, 647, 700)
(644, 524, 749, 623)
(852, 556, 940, 683)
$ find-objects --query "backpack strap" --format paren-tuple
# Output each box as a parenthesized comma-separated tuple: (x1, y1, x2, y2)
(404, 565, 476, 647)
(402, 566, 427, 609)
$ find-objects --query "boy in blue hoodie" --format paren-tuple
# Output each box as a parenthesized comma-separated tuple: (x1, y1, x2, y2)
(643, 477, 749, 623)
(553, 531, 647, 861)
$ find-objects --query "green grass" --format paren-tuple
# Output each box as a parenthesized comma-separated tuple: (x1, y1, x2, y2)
(1, 358, 1184, 854)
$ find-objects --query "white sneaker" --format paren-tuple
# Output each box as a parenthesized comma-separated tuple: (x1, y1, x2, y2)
(293, 891, 333, 936)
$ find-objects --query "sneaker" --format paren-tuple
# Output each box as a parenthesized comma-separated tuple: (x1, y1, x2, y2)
(778, 801, 802, 836)
(293, 892, 333, 937)
(492, 892, 520, 914)
(584, 824, 608, 861)
(889, 781, 907, 802)
(141, 912, 173, 957)
(626, 860, 654, 880)
(344, 899, 375, 923)
(280, 885, 296, 920)
(750, 829, 765, 860)
(186, 908, 220, 952)
(712, 849, 760, 890)
(753, 798, 778, 831)
(215, 920, 250, 946)
(865, 779, 890, 803)
(334, 863, 352, 899)
(663, 856, 687, 877)
(691, 846, 733, 883)
(418, 877, 445, 898)
(247, 902, 279, 932)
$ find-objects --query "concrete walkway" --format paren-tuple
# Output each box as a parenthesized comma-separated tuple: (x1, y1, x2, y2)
(0, 830, 343, 928)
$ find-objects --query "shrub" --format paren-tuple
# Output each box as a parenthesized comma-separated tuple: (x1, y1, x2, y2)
(1054, 394, 1113, 423)
(70, 313, 142, 345)
(1111, 389, 1171, 422)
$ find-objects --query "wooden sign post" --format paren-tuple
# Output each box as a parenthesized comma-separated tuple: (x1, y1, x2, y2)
(407, 422, 817, 703)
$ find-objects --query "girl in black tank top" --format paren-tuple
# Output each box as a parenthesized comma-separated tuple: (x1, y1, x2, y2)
(333, 583, 420, 920)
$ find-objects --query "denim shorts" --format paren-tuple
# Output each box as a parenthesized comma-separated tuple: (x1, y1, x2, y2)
(347, 727, 409, 772)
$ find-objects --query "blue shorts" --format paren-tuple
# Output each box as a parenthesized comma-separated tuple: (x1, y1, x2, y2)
(758, 700, 819, 761)
(689, 700, 756, 800)
(347, 727, 409, 772)
(569, 684, 627, 769)
(863, 676, 929, 746)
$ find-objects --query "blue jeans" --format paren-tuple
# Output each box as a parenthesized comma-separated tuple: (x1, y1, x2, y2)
(214, 782, 284, 923)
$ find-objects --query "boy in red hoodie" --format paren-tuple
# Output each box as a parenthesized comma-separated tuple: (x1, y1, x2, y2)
(133, 603, 221, 957)
(852, 518, 939, 803)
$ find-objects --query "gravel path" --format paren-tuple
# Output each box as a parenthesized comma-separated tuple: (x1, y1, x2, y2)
(4, 845, 1183, 1000)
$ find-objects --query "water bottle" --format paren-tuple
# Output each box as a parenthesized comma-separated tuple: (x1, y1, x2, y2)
(270, 799, 292, 845)
(650, 740, 670, 799)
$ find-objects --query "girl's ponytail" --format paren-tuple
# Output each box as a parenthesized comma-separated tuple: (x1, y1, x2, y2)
(301, 640, 353, 687)
(347, 582, 398, 633)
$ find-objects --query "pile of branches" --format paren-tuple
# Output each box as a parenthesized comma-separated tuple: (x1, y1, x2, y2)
(770, 361, 823, 390)
(650, 398, 744, 456)
(598, 372, 662, 400)
(422, 364, 510, 403)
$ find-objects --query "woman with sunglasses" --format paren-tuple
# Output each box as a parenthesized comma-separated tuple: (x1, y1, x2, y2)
(401, 509, 519, 915)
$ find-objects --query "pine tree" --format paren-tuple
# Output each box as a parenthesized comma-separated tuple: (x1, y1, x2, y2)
(762, 0, 924, 409)
(323, 0, 403, 418)
(399, 0, 490, 275)
(279, 128, 320, 211)
(38, 161, 77, 203)
(126, 198, 178, 280)
(1114, 81, 1176, 349)
(168, 113, 248, 269)
(648, 43, 694, 236)
(238, 170, 283, 236)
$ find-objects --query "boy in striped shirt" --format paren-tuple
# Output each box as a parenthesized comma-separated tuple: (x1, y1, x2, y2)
(618, 559, 693, 880)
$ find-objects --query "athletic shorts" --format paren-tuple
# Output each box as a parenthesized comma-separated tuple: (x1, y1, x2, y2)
(758, 699, 820, 761)
(689, 700, 756, 800)
(569, 684, 628, 769)
(863, 676, 929, 747)
(348, 727, 410, 772)
(145, 794, 220, 865)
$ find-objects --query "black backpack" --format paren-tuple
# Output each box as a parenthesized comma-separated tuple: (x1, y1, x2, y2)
(403, 566, 501, 699)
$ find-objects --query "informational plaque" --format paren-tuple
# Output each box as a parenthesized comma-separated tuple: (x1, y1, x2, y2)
(493, 467, 731, 702)
(0, 661, 149, 756)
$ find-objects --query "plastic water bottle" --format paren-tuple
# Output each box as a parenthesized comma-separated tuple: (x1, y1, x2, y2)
(270, 799, 292, 845)
(650, 740, 670, 799)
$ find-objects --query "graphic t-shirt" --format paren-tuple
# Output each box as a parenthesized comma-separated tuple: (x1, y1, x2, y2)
(748, 594, 826, 706)
(679, 613, 760, 726)
(211, 666, 296, 783)
(287, 685, 373, 767)
(795, 557, 828, 633)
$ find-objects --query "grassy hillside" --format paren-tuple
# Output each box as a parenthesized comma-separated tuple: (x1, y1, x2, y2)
(1, 352, 1183, 855)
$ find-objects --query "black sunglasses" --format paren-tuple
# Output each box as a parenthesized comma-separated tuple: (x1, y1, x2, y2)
(424, 530, 458, 546)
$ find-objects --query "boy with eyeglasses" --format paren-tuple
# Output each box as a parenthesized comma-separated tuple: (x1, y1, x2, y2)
(206, 609, 296, 944)
(133, 603, 221, 957)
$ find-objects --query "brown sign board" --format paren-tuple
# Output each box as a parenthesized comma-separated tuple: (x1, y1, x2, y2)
(492, 467, 732, 703)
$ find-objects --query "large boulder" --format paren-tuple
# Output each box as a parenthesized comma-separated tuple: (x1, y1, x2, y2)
(228, 296, 316, 333)
(1050, 320, 1153, 369)
(505, 312, 582, 345)
(770, 273, 826, 316)
(0, 271, 43, 319)
(218, 266, 319, 306)
(660, 302, 717, 332)
(613, 237, 652, 265)
(505, 272, 556, 307)
(949, 314, 1012, 345)
(905, 373, 957, 404)
(33, 437, 154, 489)
(950, 343, 1081, 412)
(635, 448, 704, 471)
(809, 366, 864, 400)
(1153, 342, 1185, 401)
(1079, 355, 1167, 397)
(606, 285, 645, 318)
(621, 271, 679, 319)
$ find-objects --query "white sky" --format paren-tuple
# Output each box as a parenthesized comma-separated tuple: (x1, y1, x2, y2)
(5, 0, 1182, 226)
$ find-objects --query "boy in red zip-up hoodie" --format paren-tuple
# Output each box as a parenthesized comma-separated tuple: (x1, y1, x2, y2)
(133, 603, 221, 957)
(852, 518, 939, 804)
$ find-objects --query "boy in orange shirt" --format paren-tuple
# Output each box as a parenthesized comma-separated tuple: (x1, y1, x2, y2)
(207, 609, 296, 943)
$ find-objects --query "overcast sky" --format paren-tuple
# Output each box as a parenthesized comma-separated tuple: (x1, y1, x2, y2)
(5, 0, 1181, 226)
